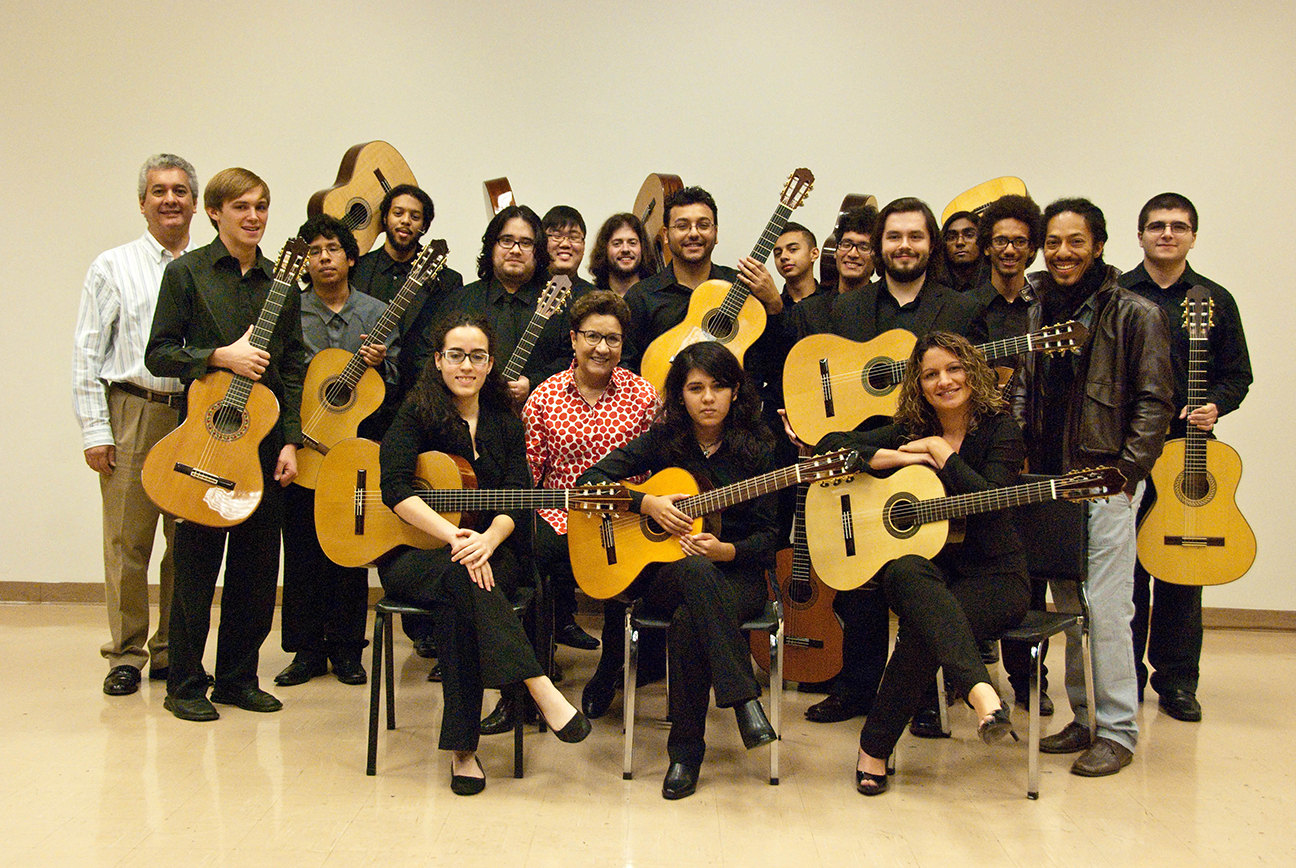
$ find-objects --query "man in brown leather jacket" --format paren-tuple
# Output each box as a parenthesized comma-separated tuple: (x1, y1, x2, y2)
(1014, 198, 1174, 777)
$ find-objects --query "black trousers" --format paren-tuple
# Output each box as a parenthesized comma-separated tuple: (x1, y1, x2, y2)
(535, 519, 579, 627)
(167, 474, 283, 701)
(632, 556, 767, 766)
(1132, 480, 1202, 694)
(378, 545, 542, 752)
(859, 555, 1028, 759)
(828, 584, 891, 710)
(280, 484, 369, 655)
(1000, 578, 1050, 698)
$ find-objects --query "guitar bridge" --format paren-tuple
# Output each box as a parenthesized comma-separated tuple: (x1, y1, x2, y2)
(173, 463, 235, 490)
(839, 493, 856, 557)
(819, 358, 835, 418)
(1164, 536, 1225, 547)
(600, 514, 618, 565)
(354, 469, 366, 535)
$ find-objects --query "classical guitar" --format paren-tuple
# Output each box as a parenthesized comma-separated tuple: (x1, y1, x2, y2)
(640, 168, 815, 391)
(632, 172, 683, 270)
(308, 142, 417, 256)
(782, 321, 1088, 444)
(313, 438, 631, 567)
(500, 275, 573, 383)
(567, 448, 858, 600)
(483, 177, 516, 218)
(1136, 285, 1256, 585)
(295, 240, 450, 489)
(941, 176, 1029, 224)
(804, 465, 1125, 591)
(818, 193, 878, 287)
(141, 238, 310, 527)
(749, 481, 843, 684)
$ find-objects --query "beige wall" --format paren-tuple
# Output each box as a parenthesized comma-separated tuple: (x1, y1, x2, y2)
(4, 1, 1292, 609)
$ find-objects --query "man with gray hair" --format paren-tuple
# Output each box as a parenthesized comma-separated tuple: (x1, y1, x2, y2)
(73, 153, 198, 696)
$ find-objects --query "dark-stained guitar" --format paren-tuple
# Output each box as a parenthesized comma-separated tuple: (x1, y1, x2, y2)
(632, 172, 683, 270)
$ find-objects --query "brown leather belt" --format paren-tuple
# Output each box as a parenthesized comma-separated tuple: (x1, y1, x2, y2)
(111, 382, 184, 409)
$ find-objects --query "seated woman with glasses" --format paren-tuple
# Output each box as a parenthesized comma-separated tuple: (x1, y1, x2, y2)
(577, 341, 779, 800)
(378, 312, 590, 796)
(807, 332, 1031, 795)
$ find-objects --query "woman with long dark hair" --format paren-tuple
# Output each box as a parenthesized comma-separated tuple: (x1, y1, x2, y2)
(378, 313, 589, 796)
(578, 341, 779, 800)
(815, 331, 1030, 795)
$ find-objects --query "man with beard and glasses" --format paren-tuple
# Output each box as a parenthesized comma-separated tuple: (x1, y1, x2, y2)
(588, 212, 656, 297)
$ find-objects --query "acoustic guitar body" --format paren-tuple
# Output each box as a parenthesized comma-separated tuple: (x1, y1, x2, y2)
(639, 281, 767, 392)
(942, 176, 1028, 224)
(750, 544, 844, 684)
(314, 438, 473, 567)
(782, 329, 917, 444)
(141, 372, 280, 527)
(308, 142, 417, 256)
(804, 465, 949, 591)
(1137, 438, 1256, 586)
(633, 172, 683, 270)
(567, 467, 702, 600)
(295, 349, 387, 489)
(483, 177, 516, 218)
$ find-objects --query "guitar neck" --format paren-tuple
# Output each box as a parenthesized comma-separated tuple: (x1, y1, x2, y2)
(789, 483, 813, 582)
(338, 251, 446, 387)
(677, 462, 807, 518)
(417, 488, 574, 512)
(502, 308, 552, 382)
(227, 272, 295, 409)
(1184, 332, 1209, 467)
(914, 478, 1062, 526)
(717, 199, 799, 317)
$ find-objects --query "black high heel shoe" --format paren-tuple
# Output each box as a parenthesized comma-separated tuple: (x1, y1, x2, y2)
(978, 704, 1020, 744)
(550, 708, 592, 743)
(856, 768, 889, 796)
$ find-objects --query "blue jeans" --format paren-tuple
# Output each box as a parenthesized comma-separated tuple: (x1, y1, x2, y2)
(1050, 481, 1143, 752)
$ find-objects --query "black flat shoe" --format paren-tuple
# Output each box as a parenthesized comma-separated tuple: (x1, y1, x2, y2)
(479, 696, 516, 735)
(450, 756, 485, 796)
(555, 621, 600, 650)
(856, 768, 888, 796)
(908, 707, 949, 739)
(210, 685, 283, 713)
(329, 652, 367, 686)
(804, 692, 868, 723)
(551, 709, 592, 744)
(734, 699, 777, 750)
(164, 694, 219, 722)
(426, 662, 443, 682)
(662, 762, 699, 800)
(581, 669, 619, 719)
(979, 705, 1019, 744)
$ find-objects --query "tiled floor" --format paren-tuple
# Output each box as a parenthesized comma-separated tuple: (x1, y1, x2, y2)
(2, 602, 1292, 866)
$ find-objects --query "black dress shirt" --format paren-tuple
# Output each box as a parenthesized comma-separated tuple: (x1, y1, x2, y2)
(828, 277, 986, 345)
(623, 262, 740, 373)
(455, 274, 583, 387)
(146, 237, 307, 447)
(970, 279, 1035, 365)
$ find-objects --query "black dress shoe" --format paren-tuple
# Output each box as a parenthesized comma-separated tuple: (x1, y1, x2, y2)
(856, 768, 889, 796)
(978, 639, 1000, 665)
(1039, 721, 1093, 754)
(330, 651, 367, 685)
(104, 665, 141, 696)
(413, 636, 438, 659)
(908, 708, 949, 739)
(164, 694, 219, 722)
(1014, 691, 1055, 717)
(978, 705, 1019, 744)
(450, 756, 486, 796)
(805, 692, 868, 723)
(734, 699, 777, 749)
(1158, 688, 1202, 722)
(555, 621, 600, 650)
(551, 709, 592, 743)
(210, 685, 283, 713)
(1071, 737, 1133, 776)
(662, 762, 700, 800)
(148, 667, 168, 681)
(479, 696, 516, 735)
(274, 652, 328, 686)
(581, 670, 619, 719)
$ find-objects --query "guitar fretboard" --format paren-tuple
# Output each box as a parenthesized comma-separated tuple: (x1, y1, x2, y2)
(224, 242, 307, 410)
(716, 200, 798, 325)
(677, 455, 845, 518)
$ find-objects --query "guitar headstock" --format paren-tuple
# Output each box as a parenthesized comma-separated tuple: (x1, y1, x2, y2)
(409, 239, 450, 286)
(1183, 285, 1213, 340)
(569, 483, 632, 513)
(538, 275, 574, 317)
(274, 237, 310, 285)
(1055, 466, 1127, 501)
(1035, 320, 1089, 355)
(781, 168, 815, 210)
(798, 449, 861, 482)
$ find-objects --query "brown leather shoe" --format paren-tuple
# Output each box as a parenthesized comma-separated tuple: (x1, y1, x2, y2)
(1070, 737, 1133, 777)
(1039, 721, 1093, 754)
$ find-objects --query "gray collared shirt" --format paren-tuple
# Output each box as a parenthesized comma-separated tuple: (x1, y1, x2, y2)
(299, 286, 400, 388)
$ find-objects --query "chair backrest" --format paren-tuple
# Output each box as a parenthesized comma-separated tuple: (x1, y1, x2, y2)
(1011, 474, 1088, 585)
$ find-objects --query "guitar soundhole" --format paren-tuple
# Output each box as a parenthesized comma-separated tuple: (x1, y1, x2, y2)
(882, 494, 920, 539)
(205, 404, 249, 442)
(321, 377, 356, 410)
(701, 309, 735, 341)
(1176, 471, 1216, 506)
(787, 579, 816, 607)
(345, 198, 372, 231)
(640, 516, 671, 543)
(862, 359, 897, 396)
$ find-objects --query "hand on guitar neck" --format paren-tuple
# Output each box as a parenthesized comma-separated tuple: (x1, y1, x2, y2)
(211, 325, 270, 380)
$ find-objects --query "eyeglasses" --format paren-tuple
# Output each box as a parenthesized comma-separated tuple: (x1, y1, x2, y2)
(944, 228, 978, 242)
(990, 236, 1031, 251)
(440, 348, 491, 367)
(1143, 220, 1193, 236)
(546, 230, 585, 244)
(576, 329, 623, 349)
(496, 235, 535, 251)
(837, 239, 871, 254)
(669, 219, 714, 233)
(308, 243, 346, 258)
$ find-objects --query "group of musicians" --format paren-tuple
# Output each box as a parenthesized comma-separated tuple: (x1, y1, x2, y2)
(73, 154, 1251, 799)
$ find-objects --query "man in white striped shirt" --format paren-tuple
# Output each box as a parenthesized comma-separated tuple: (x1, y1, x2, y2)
(72, 154, 198, 697)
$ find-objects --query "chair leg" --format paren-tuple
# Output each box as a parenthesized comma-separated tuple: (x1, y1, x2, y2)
(936, 667, 951, 735)
(1026, 641, 1044, 799)
(1080, 617, 1097, 745)
(513, 688, 525, 779)
(769, 623, 782, 785)
(367, 611, 385, 776)
(384, 610, 396, 730)
(622, 605, 637, 781)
